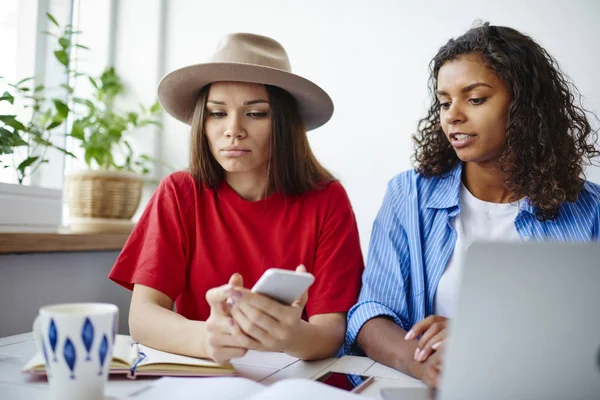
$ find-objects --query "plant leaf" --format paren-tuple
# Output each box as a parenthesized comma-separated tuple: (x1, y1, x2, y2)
(34, 84, 45, 92)
(11, 137, 29, 147)
(150, 101, 161, 113)
(54, 146, 76, 158)
(0, 128, 28, 147)
(72, 97, 89, 105)
(75, 44, 89, 50)
(127, 112, 138, 124)
(46, 120, 63, 130)
(88, 76, 98, 89)
(60, 83, 74, 94)
(69, 122, 85, 140)
(54, 50, 69, 67)
(58, 37, 70, 49)
(17, 156, 40, 173)
(46, 13, 59, 28)
(139, 120, 161, 127)
(0, 91, 14, 104)
(0, 115, 26, 131)
(32, 136, 53, 146)
(53, 99, 69, 118)
(16, 77, 34, 86)
(84, 148, 93, 167)
(123, 140, 133, 153)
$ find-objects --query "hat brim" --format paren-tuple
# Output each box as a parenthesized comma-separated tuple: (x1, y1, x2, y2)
(157, 62, 334, 131)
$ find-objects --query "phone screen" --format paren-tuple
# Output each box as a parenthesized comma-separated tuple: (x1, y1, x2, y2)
(315, 371, 372, 391)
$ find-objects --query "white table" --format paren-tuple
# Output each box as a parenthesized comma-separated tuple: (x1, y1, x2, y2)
(0, 332, 426, 399)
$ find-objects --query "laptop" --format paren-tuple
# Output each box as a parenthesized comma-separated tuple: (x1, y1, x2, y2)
(381, 242, 600, 400)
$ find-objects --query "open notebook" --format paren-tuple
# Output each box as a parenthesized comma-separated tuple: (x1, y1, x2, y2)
(132, 377, 363, 400)
(22, 334, 236, 378)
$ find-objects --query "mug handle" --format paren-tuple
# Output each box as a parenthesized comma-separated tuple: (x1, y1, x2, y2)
(32, 316, 43, 354)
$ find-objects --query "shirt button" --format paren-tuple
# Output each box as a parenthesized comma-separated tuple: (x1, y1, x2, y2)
(523, 236, 530, 242)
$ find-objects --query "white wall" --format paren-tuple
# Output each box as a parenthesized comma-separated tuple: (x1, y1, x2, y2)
(156, 0, 600, 255)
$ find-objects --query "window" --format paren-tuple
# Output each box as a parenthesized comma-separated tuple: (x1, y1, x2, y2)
(0, 0, 74, 189)
(0, 0, 37, 184)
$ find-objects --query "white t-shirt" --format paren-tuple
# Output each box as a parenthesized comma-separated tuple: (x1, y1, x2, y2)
(434, 184, 522, 318)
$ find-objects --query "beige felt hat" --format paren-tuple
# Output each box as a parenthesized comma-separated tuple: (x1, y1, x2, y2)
(157, 33, 334, 131)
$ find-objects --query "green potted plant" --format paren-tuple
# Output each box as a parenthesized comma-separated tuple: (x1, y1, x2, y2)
(64, 66, 161, 233)
(1, 12, 161, 233)
(0, 13, 78, 232)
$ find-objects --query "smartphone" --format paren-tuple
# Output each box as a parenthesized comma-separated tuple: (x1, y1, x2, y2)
(251, 268, 315, 305)
(314, 371, 375, 394)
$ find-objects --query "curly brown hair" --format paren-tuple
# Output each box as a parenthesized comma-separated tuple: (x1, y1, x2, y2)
(413, 22, 599, 221)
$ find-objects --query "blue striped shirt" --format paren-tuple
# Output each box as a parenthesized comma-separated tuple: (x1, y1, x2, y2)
(345, 162, 600, 355)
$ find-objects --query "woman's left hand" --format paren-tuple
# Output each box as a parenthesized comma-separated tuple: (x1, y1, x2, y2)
(228, 266, 308, 353)
(405, 315, 448, 362)
(418, 341, 445, 389)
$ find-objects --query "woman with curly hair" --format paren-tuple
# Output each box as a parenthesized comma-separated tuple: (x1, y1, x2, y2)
(345, 23, 600, 388)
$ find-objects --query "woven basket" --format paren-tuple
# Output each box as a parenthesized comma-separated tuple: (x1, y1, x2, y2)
(65, 170, 143, 219)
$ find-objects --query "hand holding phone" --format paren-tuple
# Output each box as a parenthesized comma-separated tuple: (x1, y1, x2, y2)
(251, 267, 314, 305)
(226, 267, 314, 354)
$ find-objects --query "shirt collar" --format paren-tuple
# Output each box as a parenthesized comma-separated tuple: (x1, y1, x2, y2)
(424, 163, 462, 210)
(424, 162, 540, 218)
(520, 198, 537, 217)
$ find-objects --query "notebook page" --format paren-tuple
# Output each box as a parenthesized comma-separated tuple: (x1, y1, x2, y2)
(113, 334, 135, 366)
(22, 353, 44, 372)
(131, 377, 264, 400)
(137, 342, 231, 369)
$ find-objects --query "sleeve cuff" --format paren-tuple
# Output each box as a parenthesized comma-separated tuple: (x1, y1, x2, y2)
(306, 296, 358, 318)
(344, 301, 408, 355)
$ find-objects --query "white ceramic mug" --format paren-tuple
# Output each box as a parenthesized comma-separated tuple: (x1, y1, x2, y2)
(33, 303, 119, 400)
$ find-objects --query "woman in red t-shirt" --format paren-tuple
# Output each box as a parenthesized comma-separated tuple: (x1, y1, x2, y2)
(109, 33, 364, 363)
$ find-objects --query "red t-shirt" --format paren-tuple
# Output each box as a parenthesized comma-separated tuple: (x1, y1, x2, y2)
(109, 171, 364, 321)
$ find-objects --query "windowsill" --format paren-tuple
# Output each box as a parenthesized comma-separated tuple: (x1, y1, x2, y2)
(0, 231, 130, 254)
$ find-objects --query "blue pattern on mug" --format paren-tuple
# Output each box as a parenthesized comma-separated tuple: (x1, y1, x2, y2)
(49, 319, 58, 362)
(63, 337, 77, 379)
(81, 317, 95, 361)
(42, 340, 51, 377)
(98, 334, 109, 376)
